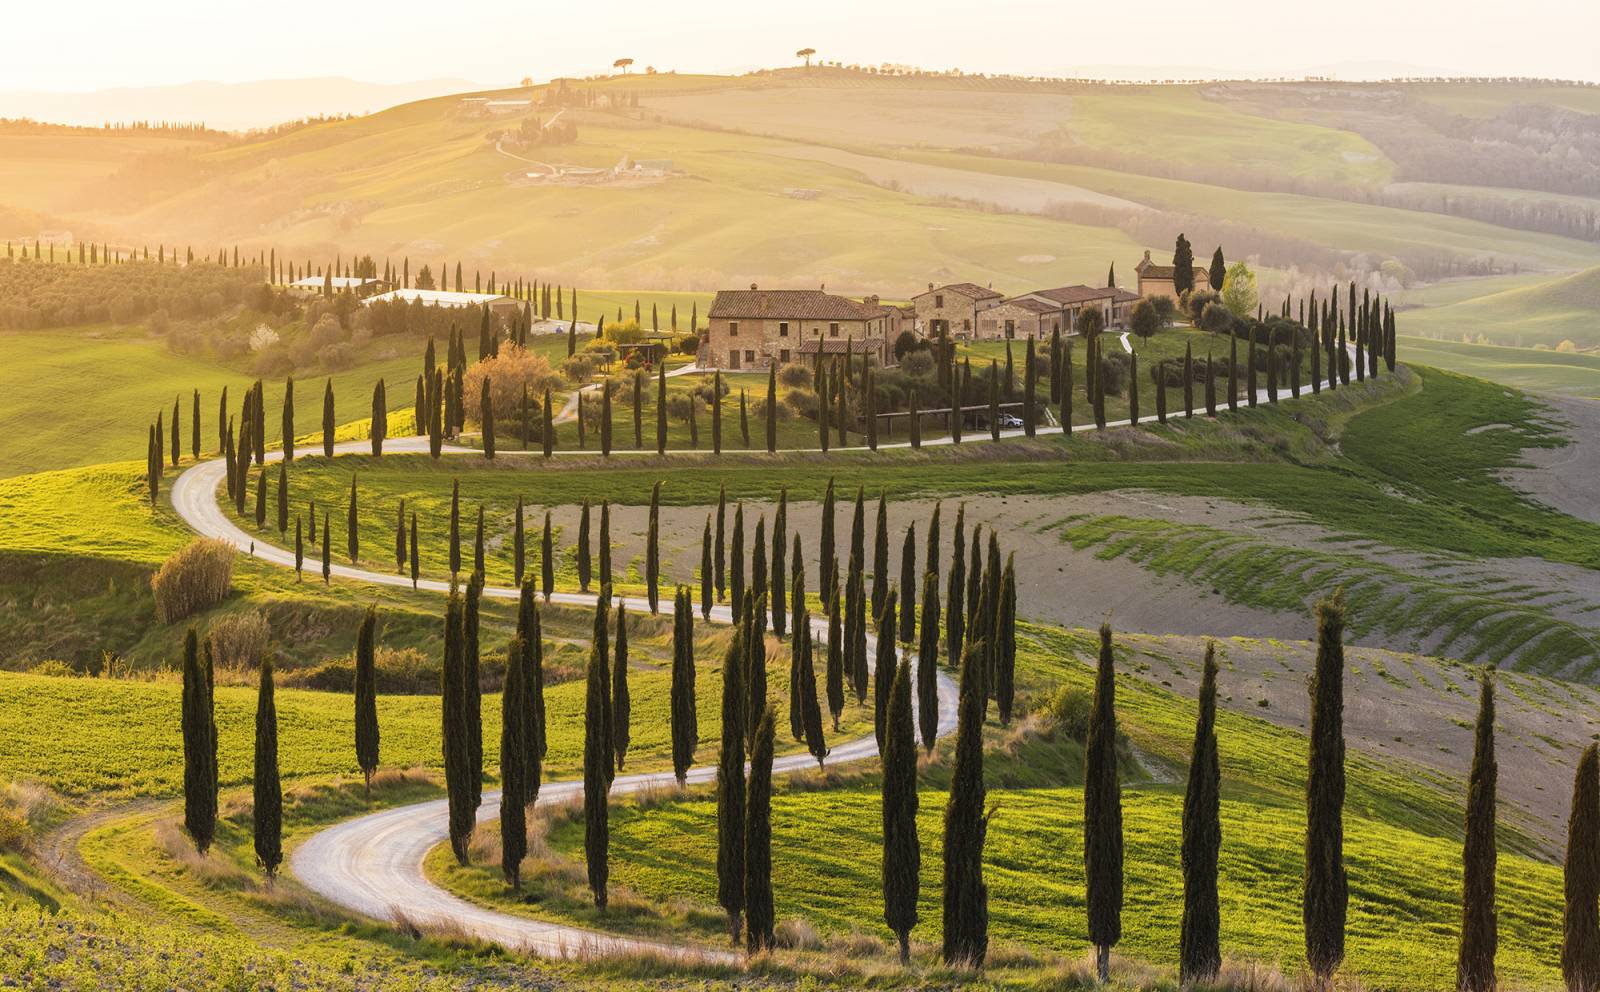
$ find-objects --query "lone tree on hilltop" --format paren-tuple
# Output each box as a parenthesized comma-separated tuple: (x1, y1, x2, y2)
(797, 47, 816, 67)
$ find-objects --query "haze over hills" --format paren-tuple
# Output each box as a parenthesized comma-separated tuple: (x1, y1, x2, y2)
(0, 76, 487, 131)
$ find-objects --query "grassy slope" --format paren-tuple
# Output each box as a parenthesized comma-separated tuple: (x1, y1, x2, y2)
(1395, 335, 1600, 398)
(1403, 264, 1600, 350)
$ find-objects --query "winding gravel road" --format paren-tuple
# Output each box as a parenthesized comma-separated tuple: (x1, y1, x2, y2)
(164, 357, 1345, 960)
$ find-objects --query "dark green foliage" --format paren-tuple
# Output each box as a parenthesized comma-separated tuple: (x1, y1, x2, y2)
(846, 562, 868, 704)
(941, 642, 988, 968)
(1457, 668, 1498, 992)
(730, 503, 746, 616)
(766, 364, 778, 453)
(448, 480, 461, 575)
(771, 490, 787, 638)
(1180, 643, 1222, 985)
(541, 511, 553, 600)
(995, 554, 1016, 726)
(322, 379, 335, 458)
(464, 576, 484, 809)
(473, 506, 485, 578)
(513, 497, 526, 586)
(671, 587, 698, 785)
(591, 595, 614, 788)
(181, 629, 217, 853)
(647, 481, 661, 614)
(280, 377, 294, 464)
(600, 379, 612, 456)
(442, 587, 474, 864)
(254, 467, 267, 528)
(701, 517, 713, 620)
(577, 500, 592, 592)
(1173, 232, 1195, 296)
(797, 618, 828, 768)
(1564, 745, 1600, 992)
(873, 590, 897, 753)
(1023, 336, 1037, 437)
(1085, 622, 1124, 982)
(599, 501, 612, 590)
(826, 586, 845, 731)
(583, 638, 610, 909)
(715, 484, 727, 602)
(354, 607, 380, 794)
(898, 527, 917, 643)
(744, 707, 776, 953)
(480, 378, 494, 459)
(409, 514, 419, 589)
(1209, 246, 1226, 293)
(276, 462, 289, 533)
(517, 581, 547, 769)
(871, 493, 889, 620)
(820, 477, 837, 611)
(918, 568, 940, 751)
(744, 595, 768, 751)
(947, 504, 966, 667)
(253, 659, 282, 881)
(656, 363, 668, 454)
(848, 486, 865, 620)
(612, 602, 631, 771)
(882, 657, 920, 962)
(1305, 592, 1349, 984)
(542, 389, 553, 457)
(716, 626, 747, 941)
(752, 517, 768, 608)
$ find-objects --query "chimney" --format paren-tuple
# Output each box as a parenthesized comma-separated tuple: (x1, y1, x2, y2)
(750, 282, 758, 291)
(928, 282, 934, 292)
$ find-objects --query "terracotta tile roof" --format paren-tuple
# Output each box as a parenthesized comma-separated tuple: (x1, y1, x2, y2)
(797, 337, 884, 354)
(1111, 288, 1142, 303)
(916, 282, 1003, 302)
(1136, 261, 1179, 280)
(708, 289, 881, 321)
(990, 297, 1057, 314)
(1020, 284, 1123, 306)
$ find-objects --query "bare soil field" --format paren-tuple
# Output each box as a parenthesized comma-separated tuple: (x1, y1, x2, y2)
(1503, 393, 1600, 526)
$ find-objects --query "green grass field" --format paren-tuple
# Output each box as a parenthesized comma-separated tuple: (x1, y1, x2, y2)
(1393, 335, 1600, 398)
(1402, 264, 1600, 351)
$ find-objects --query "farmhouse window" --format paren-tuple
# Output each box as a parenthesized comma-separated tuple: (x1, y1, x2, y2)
(935, 294, 944, 308)
(779, 349, 791, 363)
(779, 322, 789, 337)
(829, 322, 840, 337)
(729, 321, 739, 337)
(744, 350, 755, 364)
(1004, 320, 1015, 338)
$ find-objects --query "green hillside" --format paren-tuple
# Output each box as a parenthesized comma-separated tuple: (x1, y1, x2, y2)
(1405, 264, 1600, 350)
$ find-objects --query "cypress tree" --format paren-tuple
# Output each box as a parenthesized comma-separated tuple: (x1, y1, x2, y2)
(1155, 361, 1168, 424)
(600, 379, 612, 456)
(442, 587, 473, 863)
(798, 615, 828, 767)
(882, 656, 920, 963)
(1085, 622, 1124, 984)
(577, 499, 592, 592)
(253, 659, 282, 882)
(320, 513, 330, 584)
(583, 637, 610, 909)
(942, 642, 988, 968)
(612, 602, 631, 771)
(744, 594, 769, 750)
(282, 377, 295, 463)
(276, 462, 289, 533)
(820, 477, 837, 611)
(448, 480, 461, 575)
(480, 378, 494, 458)
(1128, 353, 1140, 426)
(873, 590, 898, 753)
(354, 606, 380, 796)
(826, 585, 845, 730)
(1180, 642, 1222, 985)
(715, 484, 728, 602)
(518, 581, 547, 769)
(1457, 668, 1498, 992)
(1228, 334, 1239, 411)
(500, 637, 528, 889)
(1305, 592, 1349, 989)
(1062, 340, 1074, 434)
(995, 554, 1016, 726)
(716, 627, 747, 942)
(192, 389, 201, 460)
(416, 376, 427, 441)
(599, 500, 612, 590)
(514, 496, 526, 586)
(712, 371, 723, 454)
(671, 587, 698, 785)
(948, 504, 966, 666)
(871, 493, 889, 619)
(254, 467, 267, 527)
(371, 379, 388, 457)
(909, 388, 921, 449)
(1205, 353, 1218, 416)
(395, 500, 406, 574)
(987, 359, 1000, 440)
(744, 707, 776, 953)
(647, 481, 661, 614)
(1023, 335, 1037, 437)
(592, 595, 614, 789)
(898, 526, 917, 643)
(845, 559, 867, 703)
(181, 628, 216, 853)
(541, 511, 553, 600)
(295, 516, 304, 579)
(409, 514, 419, 589)
(656, 363, 667, 454)
(473, 506, 485, 578)
(701, 517, 714, 620)
(347, 476, 359, 563)
(730, 503, 746, 615)
(464, 577, 484, 808)
(632, 372, 643, 449)
(918, 568, 941, 751)
(322, 379, 335, 457)
(429, 371, 444, 458)
(818, 367, 830, 452)
(848, 485, 866, 617)
(171, 395, 181, 468)
(1564, 744, 1600, 992)
(926, 502, 942, 585)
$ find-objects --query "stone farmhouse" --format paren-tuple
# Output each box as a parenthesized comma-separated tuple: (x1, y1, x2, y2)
(288, 275, 388, 300)
(999, 285, 1140, 337)
(910, 282, 1003, 337)
(704, 287, 902, 370)
(1134, 249, 1210, 301)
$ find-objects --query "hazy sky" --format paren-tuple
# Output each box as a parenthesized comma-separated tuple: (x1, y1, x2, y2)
(3, 0, 1597, 91)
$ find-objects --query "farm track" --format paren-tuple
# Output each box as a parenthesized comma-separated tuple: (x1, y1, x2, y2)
(157, 359, 1348, 962)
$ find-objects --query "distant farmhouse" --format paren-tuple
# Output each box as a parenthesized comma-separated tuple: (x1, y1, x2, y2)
(704, 287, 902, 370)
(1134, 249, 1210, 300)
(910, 282, 1002, 337)
(364, 288, 521, 318)
(999, 285, 1140, 336)
(916, 281, 1137, 340)
(288, 276, 387, 300)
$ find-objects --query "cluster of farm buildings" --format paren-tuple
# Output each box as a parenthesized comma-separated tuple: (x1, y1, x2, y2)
(287, 249, 1206, 372)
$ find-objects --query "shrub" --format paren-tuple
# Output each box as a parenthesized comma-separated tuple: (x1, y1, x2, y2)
(778, 363, 812, 390)
(28, 660, 76, 678)
(560, 354, 596, 384)
(317, 341, 357, 370)
(676, 332, 701, 355)
(207, 611, 269, 670)
(151, 538, 235, 624)
(1037, 684, 1093, 741)
(1098, 352, 1131, 396)
(463, 346, 563, 426)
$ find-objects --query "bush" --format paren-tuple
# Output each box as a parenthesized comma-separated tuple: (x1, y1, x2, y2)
(463, 346, 563, 426)
(1037, 684, 1093, 741)
(151, 538, 235, 624)
(207, 611, 269, 670)
(1098, 352, 1131, 396)
(676, 332, 701, 355)
(560, 354, 596, 384)
(316, 341, 357, 370)
(778, 363, 812, 390)
(28, 660, 76, 678)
